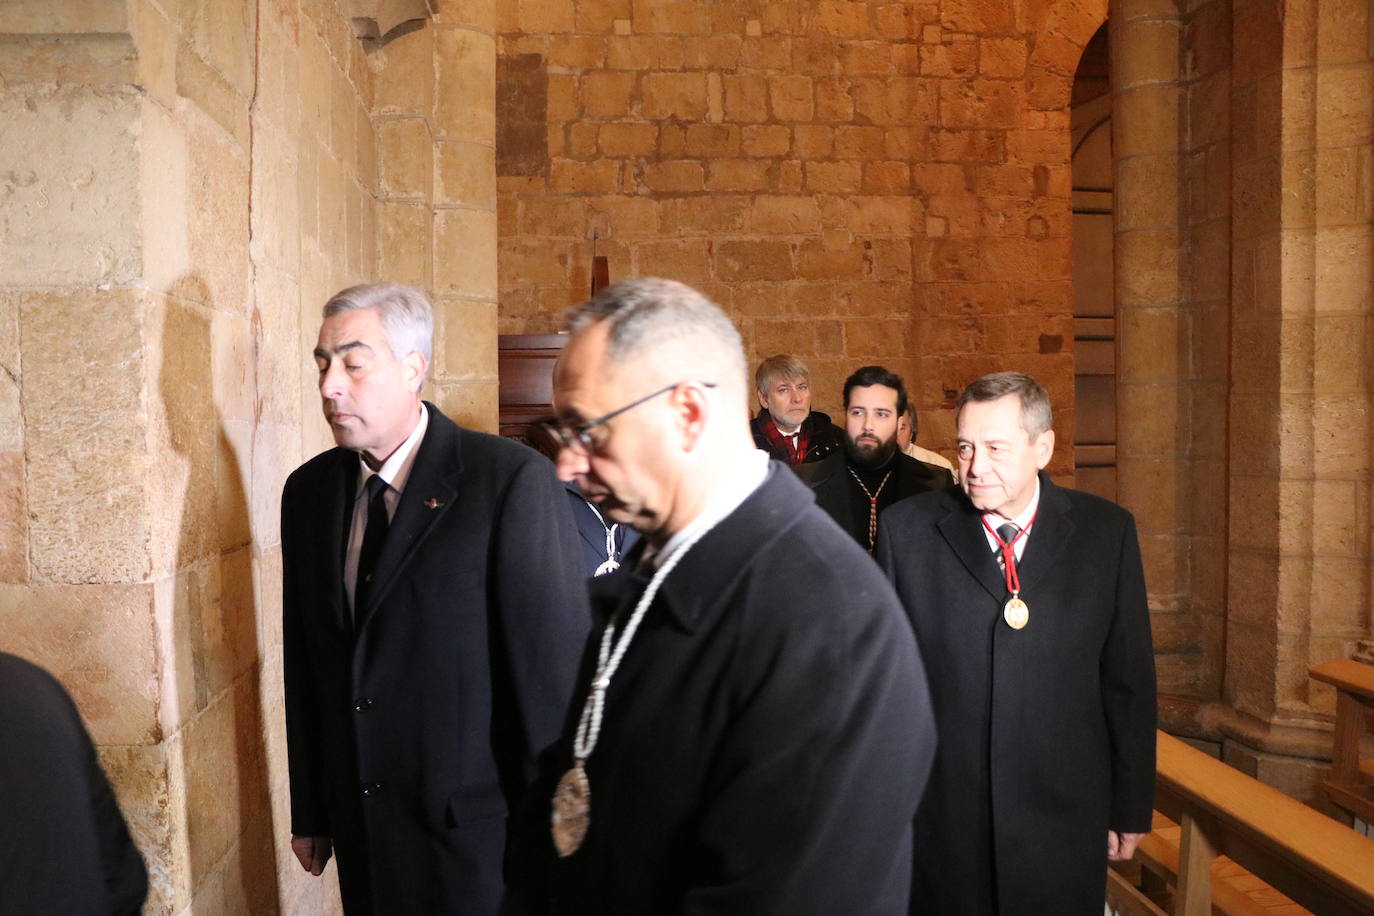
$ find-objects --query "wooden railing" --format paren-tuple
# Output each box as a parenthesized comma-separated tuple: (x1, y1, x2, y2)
(1310, 658, 1374, 829)
(1108, 731, 1374, 916)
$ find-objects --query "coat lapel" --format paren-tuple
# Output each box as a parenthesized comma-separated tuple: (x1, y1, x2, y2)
(1013, 473, 1073, 596)
(936, 492, 1007, 602)
(324, 452, 358, 635)
(354, 404, 462, 631)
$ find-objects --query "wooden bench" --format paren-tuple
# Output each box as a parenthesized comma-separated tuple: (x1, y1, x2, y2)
(1310, 658, 1374, 828)
(1106, 731, 1374, 916)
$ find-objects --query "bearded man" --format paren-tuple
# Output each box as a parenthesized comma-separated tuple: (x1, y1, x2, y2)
(798, 365, 949, 552)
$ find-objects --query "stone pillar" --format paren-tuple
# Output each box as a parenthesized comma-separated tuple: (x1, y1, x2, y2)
(375, 1, 500, 432)
(1110, 0, 1189, 685)
(1224, 0, 1374, 794)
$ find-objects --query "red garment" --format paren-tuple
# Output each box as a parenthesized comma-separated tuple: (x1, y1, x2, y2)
(759, 415, 810, 466)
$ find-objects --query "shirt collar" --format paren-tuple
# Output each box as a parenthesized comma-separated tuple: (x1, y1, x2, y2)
(357, 402, 428, 494)
(983, 475, 1041, 534)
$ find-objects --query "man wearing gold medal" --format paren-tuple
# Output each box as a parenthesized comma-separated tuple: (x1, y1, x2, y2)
(875, 372, 1156, 915)
(505, 278, 937, 914)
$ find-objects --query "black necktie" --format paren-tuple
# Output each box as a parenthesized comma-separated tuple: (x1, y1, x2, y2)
(995, 522, 1020, 573)
(355, 475, 390, 613)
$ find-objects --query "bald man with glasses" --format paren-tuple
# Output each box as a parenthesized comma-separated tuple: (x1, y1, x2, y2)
(505, 278, 935, 915)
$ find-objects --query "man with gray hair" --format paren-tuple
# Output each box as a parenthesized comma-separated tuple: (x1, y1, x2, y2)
(504, 278, 935, 914)
(875, 371, 1156, 915)
(281, 283, 588, 914)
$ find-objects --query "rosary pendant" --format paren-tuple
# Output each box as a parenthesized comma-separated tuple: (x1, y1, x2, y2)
(551, 761, 591, 857)
(1003, 595, 1029, 630)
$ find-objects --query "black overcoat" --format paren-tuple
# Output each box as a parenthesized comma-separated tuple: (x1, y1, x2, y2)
(0, 652, 147, 915)
(799, 449, 950, 548)
(875, 473, 1156, 915)
(282, 402, 590, 913)
(506, 465, 937, 914)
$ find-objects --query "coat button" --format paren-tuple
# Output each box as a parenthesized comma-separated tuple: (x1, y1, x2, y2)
(360, 782, 383, 798)
(353, 697, 374, 713)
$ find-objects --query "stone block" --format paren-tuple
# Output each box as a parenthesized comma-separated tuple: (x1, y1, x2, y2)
(682, 123, 740, 157)
(939, 0, 1015, 33)
(814, 1, 871, 37)
(769, 74, 814, 121)
(0, 0, 129, 32)
(839, 39, 894, 74)
(640, 159, 704, 192)
(807, 161, 863, 194)
(0, 582, 159, 744)
(1313, 225, 1372, 313)
(777, 159, 804, 193)
(661, 196, 751, 234)
(705, 158, 770, 191)
(750, 196, 822, 234)
(874, 3, 920, 39)
(378, 201, 433, 288)
(715, 240, 794, 282)
(436, 139, 496, 209)
(834, 125, 885, 158)
(438, 297, 499, 380)
(435, 208, 499, 298)
(20, 289, 153, 583)
(682, 35, 743, 69)
(0, 86, 142, 287)
(721, 73, 768, 122)
(642, 72, 708, 120)
(818, 195, 914, 234)
(920, 41, 978, 77)
(1113, 85, 1180, 157)
(740, 36, 790, 70)
(633, 239, 712, 284)
(580, 71, 636, 120)
(979, 36, 1028, 77)
(632, 0, 711, 33)
(742, 124, 792, 157)
(1115, 229, 1182, 307)
(796, 238, 865, 282)
(434, 28, 496, 143)
(101, 739, 187, 911)
(550, 158, 620, 193)
(844, 317, 914, 358)
(938, 78, 1021, 129)
(516, 0, 575, 31)
(588, 196, 660, 236)
(376, 117, 432, 200)
(1314, 59, 1372, 150)
(883, 76, 940, 125)
(434, 379, 499, 432)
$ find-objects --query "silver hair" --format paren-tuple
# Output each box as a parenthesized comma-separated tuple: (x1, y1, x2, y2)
(323, 283, 434, 383)
(956, 371, 1053, 437)
(565, 277, 747, 389)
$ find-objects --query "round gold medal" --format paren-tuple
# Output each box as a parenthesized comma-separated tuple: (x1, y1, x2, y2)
(551, 762, 591, 857)
(1003, 596, 1029, 630)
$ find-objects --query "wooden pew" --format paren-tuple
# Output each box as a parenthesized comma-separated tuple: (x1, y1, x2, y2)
(1137, 731, 1374, 916)
(1309, 658, 1374, 829)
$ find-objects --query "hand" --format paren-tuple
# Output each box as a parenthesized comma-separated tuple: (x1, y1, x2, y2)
(291, 834, 333, 876)
(1107, 830, 1145, 861)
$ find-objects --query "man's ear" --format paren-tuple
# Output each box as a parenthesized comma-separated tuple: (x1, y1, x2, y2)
(1034, 428, 1055, 469)
(404, 350, 428, 393)
(756, 389, 768, 411)
(673, 382, 712, 452)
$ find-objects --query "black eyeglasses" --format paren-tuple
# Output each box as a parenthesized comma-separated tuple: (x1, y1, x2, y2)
(542, 380, 718, 456)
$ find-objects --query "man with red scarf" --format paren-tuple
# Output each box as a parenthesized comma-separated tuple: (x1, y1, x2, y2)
(749, 354, 843, 467)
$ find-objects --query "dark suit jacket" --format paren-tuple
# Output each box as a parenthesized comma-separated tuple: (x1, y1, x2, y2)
(282, 402, 590, 914)
(798, 449, 950, 548)
(563, 481, 639, 578)
(749, 409, 843, 464)
(0, 652, 147, 915)
(506, 465, 936, 914)
(875, 474, 1156, 915)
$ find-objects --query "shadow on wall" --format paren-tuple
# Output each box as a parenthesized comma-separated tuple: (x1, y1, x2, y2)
(159, 277, 281, 912)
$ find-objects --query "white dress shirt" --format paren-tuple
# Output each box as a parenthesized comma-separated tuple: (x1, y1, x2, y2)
(979, 477, 1041, 563)
(344, 403, 429, 613)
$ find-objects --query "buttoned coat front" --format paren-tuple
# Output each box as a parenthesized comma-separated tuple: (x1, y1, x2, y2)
(506, 465, 937, 915)
(875, 474, 1156, 915)
(282, 402, 589, 914)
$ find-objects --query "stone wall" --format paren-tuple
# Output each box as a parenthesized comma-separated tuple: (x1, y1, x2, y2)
(495, 0, 1105, 466)
(0, 0, 497, 911)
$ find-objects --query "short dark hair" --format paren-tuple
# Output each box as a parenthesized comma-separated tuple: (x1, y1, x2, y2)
(843, 365, 907, 417)
(955, 371, 1052, 437)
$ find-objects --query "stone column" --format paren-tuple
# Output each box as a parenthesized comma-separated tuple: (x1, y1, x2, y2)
(1224, 0, 1374, 794)
(1110, 0, 1189, 685)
